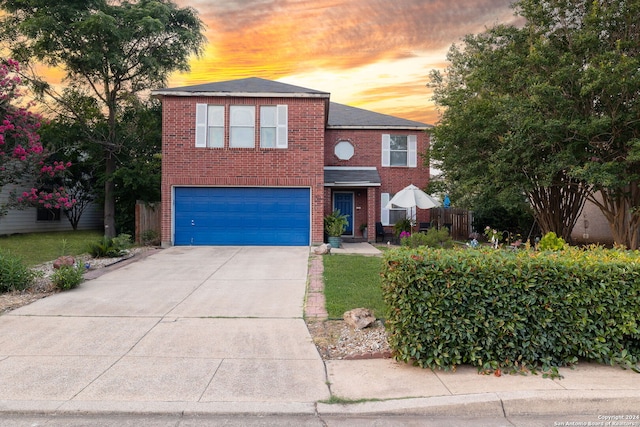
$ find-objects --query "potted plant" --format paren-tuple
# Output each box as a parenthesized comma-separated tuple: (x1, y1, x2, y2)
(393, 218, 412, 237)
(359, 223, 368, 240)
(324, 210, 349, 248)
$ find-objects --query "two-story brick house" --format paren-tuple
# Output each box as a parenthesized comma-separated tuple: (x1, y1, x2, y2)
(152, 77, 431, 247)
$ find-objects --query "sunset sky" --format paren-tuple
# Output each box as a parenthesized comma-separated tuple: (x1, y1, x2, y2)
(170, 0, 520, 125)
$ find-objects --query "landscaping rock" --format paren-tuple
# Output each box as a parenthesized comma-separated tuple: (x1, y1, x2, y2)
(313, 243, 332, 255)
(53, 256, 75, 269)
(343, 308, 376, 330)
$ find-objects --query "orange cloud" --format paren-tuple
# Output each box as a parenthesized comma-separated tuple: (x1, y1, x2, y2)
(171, 0, 518, 124)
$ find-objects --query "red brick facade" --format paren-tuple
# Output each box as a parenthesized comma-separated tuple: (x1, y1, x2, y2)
(324, 129, 431, 239)
(158, 85, 431, 246)
(160, 95, 327, 245)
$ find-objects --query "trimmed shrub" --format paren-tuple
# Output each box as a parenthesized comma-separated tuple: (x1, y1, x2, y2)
(0, 251, 35, 293)
(381, 246, 640, 375)
(538, 232, 567, 251)
(401, 227, 453, 249)
(51, 264, 84, 290)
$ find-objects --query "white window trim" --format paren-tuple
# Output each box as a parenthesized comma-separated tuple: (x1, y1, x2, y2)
(276, 104, 288, 148)
(195, 103, 207, 147)
(382, 134, 417, 167)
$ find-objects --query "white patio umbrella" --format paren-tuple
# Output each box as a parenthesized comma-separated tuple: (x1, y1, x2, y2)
(385, 184, 441, 232)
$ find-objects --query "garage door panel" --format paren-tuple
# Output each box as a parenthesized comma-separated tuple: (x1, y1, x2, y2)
(174, 187, 310, 246)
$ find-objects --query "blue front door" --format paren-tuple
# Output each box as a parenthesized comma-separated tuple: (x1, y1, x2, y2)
(333, 192, 354, 235)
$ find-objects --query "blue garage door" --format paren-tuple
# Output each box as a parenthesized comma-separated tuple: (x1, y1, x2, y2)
(174, 187, 310, 246)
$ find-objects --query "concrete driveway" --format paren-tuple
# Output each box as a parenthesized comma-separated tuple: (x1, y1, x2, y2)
(0, 246, 329, 414)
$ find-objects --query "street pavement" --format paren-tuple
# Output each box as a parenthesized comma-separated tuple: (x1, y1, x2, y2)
(0, 244, 638, 425)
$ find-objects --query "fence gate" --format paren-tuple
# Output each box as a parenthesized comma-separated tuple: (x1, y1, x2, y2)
(430, 207, 473, 241)
(135, 201, 161, 245)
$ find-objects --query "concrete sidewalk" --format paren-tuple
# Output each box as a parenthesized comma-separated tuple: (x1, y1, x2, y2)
(0, 243, 638, 420)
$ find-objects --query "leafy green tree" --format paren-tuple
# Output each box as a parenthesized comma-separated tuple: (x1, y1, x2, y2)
(429, 0, 640, 248)
(0, 0, 205, 237)
(550, 0, 640, 249)
(429, 24, 590, 242)
(111, 100, 162, 235)
(42, 96, 162, 234)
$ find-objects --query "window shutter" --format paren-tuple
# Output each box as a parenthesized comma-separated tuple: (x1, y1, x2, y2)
(382, 134, 390, 167)
(408, 134, 417, 167)
(195, 103, 207, 147)
(276, 105, 288, 148)
(381, 193, 390, 226)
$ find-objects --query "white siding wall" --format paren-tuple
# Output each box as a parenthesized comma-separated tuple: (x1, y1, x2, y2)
(0, 184, 102, 235)
(571, 192, 614, 246)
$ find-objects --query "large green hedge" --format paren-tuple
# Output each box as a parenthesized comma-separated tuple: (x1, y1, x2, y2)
(381, 247, 640, 375)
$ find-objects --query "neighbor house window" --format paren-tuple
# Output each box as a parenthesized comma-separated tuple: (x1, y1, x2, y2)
(381, 134, 417, 167)
(230, 105, 255, 148)
(381, 193, 408, 226)
(37, 206, 61, 221)
(260, 105, 288, 148)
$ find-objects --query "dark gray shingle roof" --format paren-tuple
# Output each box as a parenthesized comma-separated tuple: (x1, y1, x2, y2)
(324, 167, 381, 187)
(153, 77, 430, 128)
(152, 77, 330, 98)
(328, 102, 429, 129)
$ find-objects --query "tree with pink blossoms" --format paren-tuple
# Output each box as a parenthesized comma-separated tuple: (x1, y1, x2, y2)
(0, 58, 73, 216)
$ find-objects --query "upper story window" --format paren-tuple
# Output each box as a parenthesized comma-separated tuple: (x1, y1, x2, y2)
(230, 106, 255, 148)
(195, 103, 288, 149)
(207, 105, 224, 148)
(260, 105, 288, 149)
(381, 134, 417, 167)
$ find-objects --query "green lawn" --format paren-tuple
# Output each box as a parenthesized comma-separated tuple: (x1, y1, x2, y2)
(0, 230, 103, 267)
(322, 254, 387, 319)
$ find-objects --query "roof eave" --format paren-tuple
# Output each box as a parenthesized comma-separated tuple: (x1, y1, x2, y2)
(324, 182, 381, 187)
(151, 90, 330, 99)
(327, 125, 432, 130)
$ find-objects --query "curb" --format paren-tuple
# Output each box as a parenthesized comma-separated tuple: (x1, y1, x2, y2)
(83, 248, 163, 280)
(316, 390, 640, 416)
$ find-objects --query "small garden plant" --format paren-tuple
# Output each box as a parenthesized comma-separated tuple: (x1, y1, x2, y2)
(0, 251, 35, 292)
(537, 231, 567, 251)
(51, 264, 84, 290)
(88, 233, 132, 258)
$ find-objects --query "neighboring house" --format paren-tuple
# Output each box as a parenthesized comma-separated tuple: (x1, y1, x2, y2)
(152, 77, 431, 247)
(570, 193, 615, 246)
(0, 184, 102, 235)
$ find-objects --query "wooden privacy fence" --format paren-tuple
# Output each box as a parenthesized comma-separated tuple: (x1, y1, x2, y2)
(430, 207, 473, 241)
(135, 201, 161, 245)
